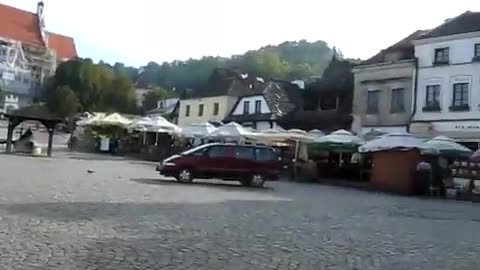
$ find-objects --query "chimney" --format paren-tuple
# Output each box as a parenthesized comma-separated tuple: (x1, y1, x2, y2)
(37, 1, 47, 44)
(37, 1, 45, 27)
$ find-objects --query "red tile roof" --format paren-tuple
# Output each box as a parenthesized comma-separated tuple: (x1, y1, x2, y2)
(0, 3, 77, 60)
(47, 32, 77, 60)
(0, 3, 44, 46)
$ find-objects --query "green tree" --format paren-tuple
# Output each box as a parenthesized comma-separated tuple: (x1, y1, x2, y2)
(46, 85, 80, 118)
(46, 58, 137, 114)
(102, 75, 137, 113)
(142, 87, 169, 111)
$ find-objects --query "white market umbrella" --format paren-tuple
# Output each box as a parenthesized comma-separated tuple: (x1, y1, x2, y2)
(307, 129, 325, 139)
(77, 113, 105, 126)
(426, 136, 472, 157)
(181, 122, 217, 138)
(359, 133, 435, 153)
(309, 129, 363, 154)
(288, 129, 307, 135)
(91, 113, 132, 127)
(147, 116, 181, 133)
(210, 122, 253, 139)
(129, 117, 152, 131)
(129, 117, 152, 144)
(315, 129, 363, 144)
(258, 127, 285, 134)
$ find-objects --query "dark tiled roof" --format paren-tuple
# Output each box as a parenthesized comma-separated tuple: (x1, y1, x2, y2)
(419, 11, 480, 39)
(272, 79, 303, 108)
(361, 30, 428, 65)
(5, 104, 63, 122)
(307, 57, 355, 93)
(263, 82, 296, 118)
(146, 103, 177, 115)
(225, 81, 299, 123)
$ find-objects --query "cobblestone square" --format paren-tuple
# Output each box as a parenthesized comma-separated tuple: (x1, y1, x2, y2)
(0, 152, 478, 269)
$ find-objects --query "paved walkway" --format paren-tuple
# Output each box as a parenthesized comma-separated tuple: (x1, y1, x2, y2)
(0, 152, 478, 269)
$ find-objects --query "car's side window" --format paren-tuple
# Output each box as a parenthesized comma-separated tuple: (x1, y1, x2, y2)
(190, 148, 206, 156)
(255, 148, 276, 161)
(234, 147, 255, 160)
(207, 146, 225, 158)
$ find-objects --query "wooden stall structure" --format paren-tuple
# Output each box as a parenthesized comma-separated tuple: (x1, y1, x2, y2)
(370, 149, 422, 195)
(4, 105, 63, 157)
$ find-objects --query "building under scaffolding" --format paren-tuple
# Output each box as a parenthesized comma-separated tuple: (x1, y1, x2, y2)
(0, 1, 77, 112)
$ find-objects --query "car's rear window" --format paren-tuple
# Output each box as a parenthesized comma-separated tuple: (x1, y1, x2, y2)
(255, 148, 277, 161)
(234, 146, 255, 160)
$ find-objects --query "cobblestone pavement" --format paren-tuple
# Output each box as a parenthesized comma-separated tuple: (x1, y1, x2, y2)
(0, 152, 479, 270)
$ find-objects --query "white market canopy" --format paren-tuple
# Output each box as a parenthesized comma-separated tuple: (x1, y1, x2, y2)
(147, 116, 181, 133)
(315, 129, 363, 144)
(308, 129, 325, 137)
(129, 117, 152, 130)
(251, 127, 312, 142)
(359, 133, 436, 153)
(426, 136, 473, 157)
(180, 122, 217, 138)
(210, 122, 253, 138)
(76, 113, 106, 126)
(128, 116, 181, 133)
(87, 113, 132, 127)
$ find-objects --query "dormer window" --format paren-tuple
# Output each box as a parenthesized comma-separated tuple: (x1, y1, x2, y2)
(243, 101, 250, 114)
(255, 100, 262, 113)
(434, 48, 449, 65)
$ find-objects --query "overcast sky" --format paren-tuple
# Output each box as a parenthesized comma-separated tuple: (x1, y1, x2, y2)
(4, 0, 480, 67)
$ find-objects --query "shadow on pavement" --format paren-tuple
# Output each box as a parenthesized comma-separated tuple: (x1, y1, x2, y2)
(130, 177, 274, 191)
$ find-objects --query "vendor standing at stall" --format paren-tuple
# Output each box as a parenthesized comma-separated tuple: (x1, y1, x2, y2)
(416, 158, 432, 195)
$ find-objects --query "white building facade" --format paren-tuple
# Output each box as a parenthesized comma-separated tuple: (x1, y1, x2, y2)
(411, 13, 480, 142)
(229, 95, 276, 131)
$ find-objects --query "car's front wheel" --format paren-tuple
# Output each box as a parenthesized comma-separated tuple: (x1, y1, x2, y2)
(177, 169, 193, 183)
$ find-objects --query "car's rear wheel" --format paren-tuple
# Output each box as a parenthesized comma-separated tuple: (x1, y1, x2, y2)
(241, 174, 265, 187)
(177, 169, 193, 183)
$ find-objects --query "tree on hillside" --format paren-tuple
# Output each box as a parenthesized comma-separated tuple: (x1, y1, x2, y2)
(141, 87, 169, 111)
(131, 40, 335, 89)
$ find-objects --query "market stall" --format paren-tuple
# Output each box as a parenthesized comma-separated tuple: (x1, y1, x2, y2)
(359, 133, 436, 195)
(179, 122, 217, 147)
(307, 129, 364, 180)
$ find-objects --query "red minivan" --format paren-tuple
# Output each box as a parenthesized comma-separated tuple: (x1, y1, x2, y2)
(156, 143, 281, 187)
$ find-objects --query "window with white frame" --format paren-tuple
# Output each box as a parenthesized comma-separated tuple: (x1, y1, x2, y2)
(475, 43, 480, 58)
(425, 85, 440, 109)
(254, 100, 261, 113)
(366, 90, 379, 114)
(390, 88, 405, 113)
(434, 48, 449, 64)
(451, 83, 469, 108)
(243, 101, 250, 114)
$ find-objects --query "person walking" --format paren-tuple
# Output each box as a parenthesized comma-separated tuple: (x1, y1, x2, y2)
(416, 158, 433, 195)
